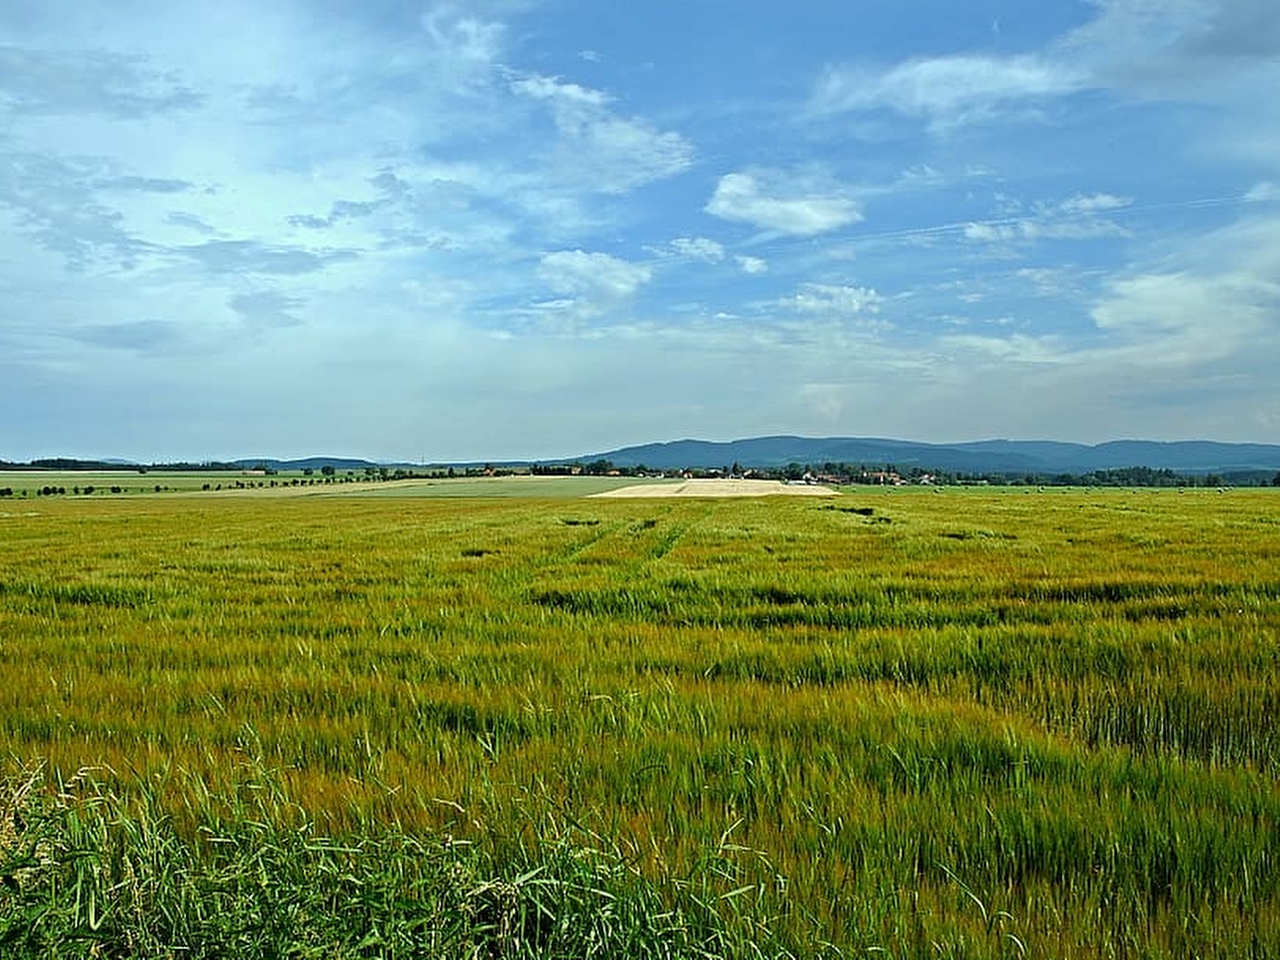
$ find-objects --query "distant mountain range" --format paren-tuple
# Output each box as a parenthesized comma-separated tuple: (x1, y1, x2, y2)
(577, 437, 1280, 476)
(6, 438, 1280, 477)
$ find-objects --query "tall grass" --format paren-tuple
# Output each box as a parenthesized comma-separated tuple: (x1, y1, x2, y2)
(1, 761, 781, 959)
(1, 489, 1278, 956)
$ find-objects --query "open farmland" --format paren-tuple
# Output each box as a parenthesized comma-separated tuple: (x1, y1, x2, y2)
(2, 488, 1279, 957)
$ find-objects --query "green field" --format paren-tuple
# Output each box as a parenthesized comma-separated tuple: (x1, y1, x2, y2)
(338, 475, 674, 498)
(0, 471, 662, 499)
(0, 469, 240, 495)
(2, 488, 1279, 957)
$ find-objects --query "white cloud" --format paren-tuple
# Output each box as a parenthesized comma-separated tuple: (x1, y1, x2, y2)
(706, 171, 863, 236)
(1058, 0, 1280, 96)
(1083, 207, 1280, 371)
(666, 237, 725, 263)
(1058, 192, 1132, 214)
(416, 6, 507, 88)
(538, 250, 652, 300)
(778, 283, 884, 316)
(1015, 267, 1072, 296)
(813, 54, 1080, 127)
(511, 74, 694, 193)
(1091, 270, 1277, 348)
(962, 192, 1133, 245)
(896, 164, 946, 188)
(964, 219, 1128, 243)
(813, 1, 1280, 139)
(512, 74, 609, 112)
(963, 223, 1010, 243)
(736, 255, 768, 275)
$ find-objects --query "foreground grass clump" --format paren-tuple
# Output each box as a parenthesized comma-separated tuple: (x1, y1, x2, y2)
(2, 488, 1279, 956)
(0, 762, 781, 959)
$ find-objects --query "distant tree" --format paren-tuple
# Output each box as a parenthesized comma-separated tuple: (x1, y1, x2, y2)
(1273, 472, 1280, 487)
(303, 467, 314, 476)
(321, 465, 335, 476)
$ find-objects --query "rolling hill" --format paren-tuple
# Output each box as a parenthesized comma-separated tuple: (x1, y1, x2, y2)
(578, 436, 1280, 476)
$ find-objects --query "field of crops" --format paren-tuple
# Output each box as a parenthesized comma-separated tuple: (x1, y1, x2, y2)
(2, 486, 1278, 957)
(0, 471, 658, 499)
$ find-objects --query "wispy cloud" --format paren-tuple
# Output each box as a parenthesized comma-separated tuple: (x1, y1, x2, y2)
(178, 240, 358, 277)
(0, 150, 154, 270)
(962, 192, 1132, 245)
(0, 46, 202, 117)
(511, 74, 694, 194)
(649, 237, 725, 263)
(964, 219, 1128, 243)
(67, 319, 185, 352)
(812, 54, 1080, 128)
(229, 290, 305, 329)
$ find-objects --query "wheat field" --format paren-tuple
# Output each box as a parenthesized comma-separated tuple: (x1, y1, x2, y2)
(2, 486, 1278, 957)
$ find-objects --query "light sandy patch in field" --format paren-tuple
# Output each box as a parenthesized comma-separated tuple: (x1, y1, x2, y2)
(591, 479, 836, 498)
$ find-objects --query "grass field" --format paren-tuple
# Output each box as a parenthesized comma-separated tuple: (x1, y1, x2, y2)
(2, 487, 1278, 957)
(0, 469, 241, 495)
(340, 475, 675, 498)
(0, 471, 665, 499)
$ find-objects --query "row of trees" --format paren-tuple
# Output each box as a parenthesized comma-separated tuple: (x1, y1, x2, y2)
(5, 462, 1279, 492)
(0, 484, 130, 497)
(752, 462, 1280, 488)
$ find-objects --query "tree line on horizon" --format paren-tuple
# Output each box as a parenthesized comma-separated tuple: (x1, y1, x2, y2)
(3, 457, 1280, 488)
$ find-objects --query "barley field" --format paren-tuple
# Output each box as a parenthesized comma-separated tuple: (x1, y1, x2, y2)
(1, 485, 1278, 957)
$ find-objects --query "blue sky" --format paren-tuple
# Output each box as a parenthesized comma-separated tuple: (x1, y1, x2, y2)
(2, 1, 1278, 461)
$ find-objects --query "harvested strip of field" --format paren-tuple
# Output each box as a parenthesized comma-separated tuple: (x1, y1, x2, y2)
(591, 477, 836, 497)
